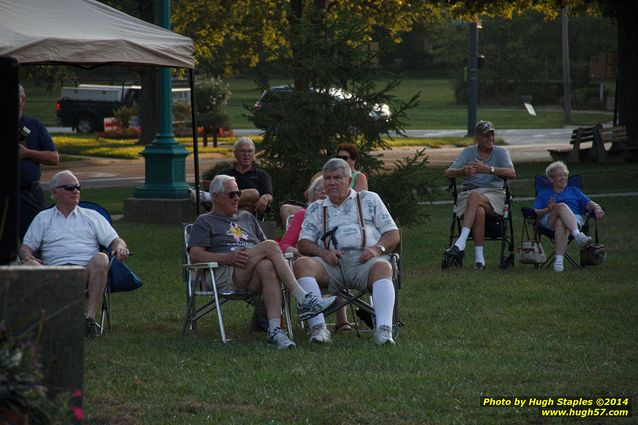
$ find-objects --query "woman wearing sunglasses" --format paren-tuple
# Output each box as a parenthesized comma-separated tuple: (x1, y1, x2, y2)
(335, 143, 368, 191)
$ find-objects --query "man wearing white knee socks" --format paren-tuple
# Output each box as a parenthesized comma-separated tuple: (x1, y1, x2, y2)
(293, 158, 400, 346)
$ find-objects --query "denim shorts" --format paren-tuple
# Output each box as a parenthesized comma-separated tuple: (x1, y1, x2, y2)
(540, 213, 585, 230)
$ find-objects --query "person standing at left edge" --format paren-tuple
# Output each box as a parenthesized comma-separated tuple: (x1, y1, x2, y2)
(18, 84, 59, 240)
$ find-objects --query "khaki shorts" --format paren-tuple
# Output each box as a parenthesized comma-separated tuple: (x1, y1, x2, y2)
(313, 249, 391, 292)
(197, 265, 236, 292)
(454, 188, 506, 217)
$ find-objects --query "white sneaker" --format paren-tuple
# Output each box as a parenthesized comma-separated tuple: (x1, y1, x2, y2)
(309, 323, 331, 344)
(573, 233, 593, 248)
(297, 294, 337, 321)
(267, 327, 296, 349)
(554, 261, 564, 272)
(374, 325, 396, 346)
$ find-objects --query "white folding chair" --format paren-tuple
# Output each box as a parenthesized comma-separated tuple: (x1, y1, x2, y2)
(181, 223, 294, 344)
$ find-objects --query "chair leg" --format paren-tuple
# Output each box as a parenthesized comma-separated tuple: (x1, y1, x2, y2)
(211, 288, 227, 345)
(282, 287, 293, 340)
(182, 295, 196, 337)
(99, 287, 111, 335)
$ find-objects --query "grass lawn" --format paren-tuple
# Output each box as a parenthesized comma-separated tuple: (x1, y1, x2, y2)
(80, 161, 637, 424)
(23, 78, 613, 131)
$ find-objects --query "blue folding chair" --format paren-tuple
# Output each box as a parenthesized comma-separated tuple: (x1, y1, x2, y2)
(78, 201, 141, 334)
(520, 175, 597, 270)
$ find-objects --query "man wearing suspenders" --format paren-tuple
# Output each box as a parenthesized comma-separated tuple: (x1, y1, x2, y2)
(293, 158, 400, 346)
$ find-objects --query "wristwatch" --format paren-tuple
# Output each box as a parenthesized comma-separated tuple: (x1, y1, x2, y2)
(489, 166, 495, 174)
(376, 244, 386, 254)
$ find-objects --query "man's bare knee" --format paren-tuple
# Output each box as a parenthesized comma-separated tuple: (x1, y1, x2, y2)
(293, 256, 320, 277)
(255, 258, 277, 279)
(88, 252, 109, 271)
(368, 261, 393, 287)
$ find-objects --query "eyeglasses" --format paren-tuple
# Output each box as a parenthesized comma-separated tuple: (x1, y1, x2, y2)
(56, 184, 81, 192)
(337, 155, 350, 161)
(224, 190, 242, 199)
(236, 150, 254, 155)
(314, 187, 325, 193)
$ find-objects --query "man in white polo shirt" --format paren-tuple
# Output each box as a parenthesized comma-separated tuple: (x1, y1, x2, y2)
(19, 170, 129, 337)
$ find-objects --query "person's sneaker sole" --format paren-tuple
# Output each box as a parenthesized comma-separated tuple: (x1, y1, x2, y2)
(298, 296, 337, 321)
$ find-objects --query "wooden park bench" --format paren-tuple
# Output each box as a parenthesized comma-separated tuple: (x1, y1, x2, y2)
(600, 125, 638, 162)
(548, 124, 635, 163)
(548, 124, 604, 163)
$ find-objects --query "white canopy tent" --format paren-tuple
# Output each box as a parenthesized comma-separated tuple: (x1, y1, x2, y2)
(0, 0, 205, 208)
(0, 0, 193, 68)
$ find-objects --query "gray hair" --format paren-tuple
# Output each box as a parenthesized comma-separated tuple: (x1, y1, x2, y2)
(307, 176, 324, 203)
(209, 174, 236, 198)
(545, 161, 569, 178)
(233, 137, 255, 152)
(322, 158, 352, 179)
(50, 170, 76, 199)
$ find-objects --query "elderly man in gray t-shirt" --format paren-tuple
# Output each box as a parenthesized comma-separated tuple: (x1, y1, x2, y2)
(188, 174, 336, 349)
(442, 120, 516, 270)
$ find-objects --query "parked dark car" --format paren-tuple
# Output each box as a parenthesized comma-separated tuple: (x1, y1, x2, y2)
(253, 85, 391, 130)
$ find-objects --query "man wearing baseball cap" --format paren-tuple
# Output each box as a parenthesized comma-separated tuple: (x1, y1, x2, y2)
(442, 120, 516, 270)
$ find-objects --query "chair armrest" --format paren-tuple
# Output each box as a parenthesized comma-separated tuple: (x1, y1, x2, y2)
(184, 262, 219, 270)
(521, 207, 537, 219)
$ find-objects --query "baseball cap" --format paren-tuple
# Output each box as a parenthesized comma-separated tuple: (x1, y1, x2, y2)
(475, 120, 495, 134)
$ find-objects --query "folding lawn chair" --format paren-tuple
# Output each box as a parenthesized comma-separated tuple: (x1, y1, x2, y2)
(520, 175, 598, 270)
(181, 223, 294, 344)
(441, 178, 515, 270)
(311, 228, 404, 338)
(78, 201, 141, 335)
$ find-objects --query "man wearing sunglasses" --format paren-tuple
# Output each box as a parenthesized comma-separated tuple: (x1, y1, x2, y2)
(442, 120, 516, 270)
(18, 84, 60, 240)
(19, 170, 129, 337)
(188, 174, 337, 349)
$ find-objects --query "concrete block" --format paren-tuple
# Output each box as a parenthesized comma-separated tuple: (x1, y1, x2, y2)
(0, 265, 86, 397)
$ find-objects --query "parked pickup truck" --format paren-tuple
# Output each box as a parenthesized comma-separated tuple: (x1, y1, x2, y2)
(56, 85, 190, 133)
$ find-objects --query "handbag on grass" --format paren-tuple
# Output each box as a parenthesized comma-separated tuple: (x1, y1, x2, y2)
(580, 221, 606, 266)
(519, 216, 546, 265)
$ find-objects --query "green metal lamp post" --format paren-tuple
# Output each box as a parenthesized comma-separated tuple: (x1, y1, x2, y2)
(134, 0, 190, 199)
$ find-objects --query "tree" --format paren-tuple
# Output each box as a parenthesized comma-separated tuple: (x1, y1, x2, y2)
(246, 3, 426, 224)
(441, 0, 636, 142)
(194, 77, 232, 147)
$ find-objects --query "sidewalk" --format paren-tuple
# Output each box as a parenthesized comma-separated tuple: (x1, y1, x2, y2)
(40, 142, 567, 189)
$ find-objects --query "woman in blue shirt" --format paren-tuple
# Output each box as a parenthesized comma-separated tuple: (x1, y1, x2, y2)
(533, 161, 605, 271)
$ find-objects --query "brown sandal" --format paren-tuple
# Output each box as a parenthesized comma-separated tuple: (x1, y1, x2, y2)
(334, 322, 353, 332)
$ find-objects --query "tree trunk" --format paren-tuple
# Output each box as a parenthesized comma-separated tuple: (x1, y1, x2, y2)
(213, 127, 219, 148)
(615, 0, 638, 144)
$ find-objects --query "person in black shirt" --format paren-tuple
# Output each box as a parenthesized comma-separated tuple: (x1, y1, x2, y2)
(218, 137, 273, 219)
(18, 85, 60, 240)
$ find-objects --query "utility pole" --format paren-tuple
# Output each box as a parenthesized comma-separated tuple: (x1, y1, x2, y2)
(467, 20, 479, 137)
(561, 4, 572, 123)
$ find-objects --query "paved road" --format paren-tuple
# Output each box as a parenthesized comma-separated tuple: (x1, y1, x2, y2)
(49, 127, 574, 145)
(43, 128, 574, 188)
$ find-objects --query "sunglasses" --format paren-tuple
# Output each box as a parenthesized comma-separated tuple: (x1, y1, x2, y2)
(224, 190, 242, 199)
(56, 184, 81, 192)
(337, 155, 351, 161)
